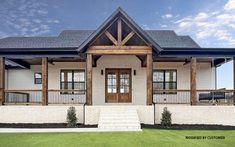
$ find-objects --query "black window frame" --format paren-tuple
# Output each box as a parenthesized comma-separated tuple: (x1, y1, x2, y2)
(153, 69, 177, 94)
(34, 72, 42, 84)
(60, 69, 85, 95)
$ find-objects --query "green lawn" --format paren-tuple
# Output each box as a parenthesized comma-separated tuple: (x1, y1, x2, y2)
(0, 129, 234, 147)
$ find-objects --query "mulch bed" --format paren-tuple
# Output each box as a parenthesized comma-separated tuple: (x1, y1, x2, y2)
(1, 123, 234, 130)
(142, 124, 235, 130)
(0, 123, 97, 128)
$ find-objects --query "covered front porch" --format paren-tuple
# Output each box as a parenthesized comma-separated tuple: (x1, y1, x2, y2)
(0, 54, 234, 106)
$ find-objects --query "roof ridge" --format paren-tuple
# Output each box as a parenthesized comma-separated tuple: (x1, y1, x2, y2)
(0, 36, 58, 39)
(145, 29, 175, 31)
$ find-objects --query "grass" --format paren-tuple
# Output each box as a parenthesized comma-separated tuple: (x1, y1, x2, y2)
(0, 129, 234, 147)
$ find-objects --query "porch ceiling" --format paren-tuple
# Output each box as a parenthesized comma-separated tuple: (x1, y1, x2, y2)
(5, 57, 86, 69)
(159, 47, 235, 57)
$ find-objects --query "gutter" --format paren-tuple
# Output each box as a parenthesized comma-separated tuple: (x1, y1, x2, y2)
(0, 47, 78, 52)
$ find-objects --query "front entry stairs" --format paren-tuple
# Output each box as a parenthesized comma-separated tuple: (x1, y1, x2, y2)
(98, 107, 141, 131)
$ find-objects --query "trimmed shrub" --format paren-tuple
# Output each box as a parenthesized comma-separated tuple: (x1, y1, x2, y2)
(160, 107, 172, 127)
(66, 106, 78, 128)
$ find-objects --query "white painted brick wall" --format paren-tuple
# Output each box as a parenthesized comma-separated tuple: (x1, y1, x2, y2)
(155, 104, 235, 126)
(0, 105, 234, 126)
(0, 106, 84, 124)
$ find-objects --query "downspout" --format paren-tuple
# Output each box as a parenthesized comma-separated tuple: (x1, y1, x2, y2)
(215, 66, 217, 89)
(83, 103, 86, 125)
(153, 101, 155, 125)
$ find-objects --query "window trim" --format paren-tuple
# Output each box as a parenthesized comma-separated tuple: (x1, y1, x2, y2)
(60, 69, 85, 95)
(34, 72, 42, 84)
(153, 69, 177, 94)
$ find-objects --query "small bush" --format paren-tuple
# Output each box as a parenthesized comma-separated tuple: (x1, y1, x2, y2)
(66, 106, 78, 128)
(161, 107, 172, 127)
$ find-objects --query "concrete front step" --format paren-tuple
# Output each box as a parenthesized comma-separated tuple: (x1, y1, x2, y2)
(99, 125, 141, 129)
(99, 128, 142, 132)
(99, 119, 140, 123)
(98, 107, 141, 131)
(100, 114, 138, 117)
(99, 117, 138, 120)
(99, 124, 141, 128)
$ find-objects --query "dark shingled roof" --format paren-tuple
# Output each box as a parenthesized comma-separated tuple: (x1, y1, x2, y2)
(145, 30, 199, 48)
(0, 30, 200, 49)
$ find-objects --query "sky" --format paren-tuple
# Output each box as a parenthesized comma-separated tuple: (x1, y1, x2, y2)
(0, 0, 235, 88)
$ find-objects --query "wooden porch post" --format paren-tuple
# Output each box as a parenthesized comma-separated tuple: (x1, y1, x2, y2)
(233, 57, 235, 105)
(190, 57, 197, 105)
(0, 57, 5, 105)
(146, 53, 153, 105)
(86, 53, 92, 105)
(42, 57, 48, 105)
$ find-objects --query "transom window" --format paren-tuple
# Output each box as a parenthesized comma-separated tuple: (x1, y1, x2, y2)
(60, 70, 85, 94)
(153, 70, 177, 94)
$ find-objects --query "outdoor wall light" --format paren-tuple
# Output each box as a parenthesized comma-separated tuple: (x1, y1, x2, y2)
(133, 70, 136, 75)
(101, 69, 104, 75)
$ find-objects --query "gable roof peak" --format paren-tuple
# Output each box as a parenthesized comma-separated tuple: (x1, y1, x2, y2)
(77, 7, 163, 53)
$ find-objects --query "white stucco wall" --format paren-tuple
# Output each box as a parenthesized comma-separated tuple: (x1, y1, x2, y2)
(155, 104, 235, 126)
(7, 65, 42, 90)
(93, 55, 146, 105)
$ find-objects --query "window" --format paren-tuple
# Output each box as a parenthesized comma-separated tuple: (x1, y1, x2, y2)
(153, 70, 177, 94)
(60, 70, 85, 94)
(34, 73, 42, 84)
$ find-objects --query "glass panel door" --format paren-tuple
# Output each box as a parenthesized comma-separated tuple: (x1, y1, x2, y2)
(105, 69, 131, 103)
(105, 69, 118, 102)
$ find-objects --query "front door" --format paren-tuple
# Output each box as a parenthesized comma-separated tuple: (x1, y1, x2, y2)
(105, 69, 132, 103)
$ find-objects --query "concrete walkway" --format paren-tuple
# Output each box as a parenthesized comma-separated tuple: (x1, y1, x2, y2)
(0, 128, 142, 133)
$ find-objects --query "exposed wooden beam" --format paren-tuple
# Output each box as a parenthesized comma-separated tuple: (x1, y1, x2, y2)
(88, 49, 152, 55)
(86, 53, 92, 105)
(7, 59, 30, 69)
(121, 31, 134, 46)
(0, 57, 5, 105)
(92, 55, 102, 67)
(146, 54, 153, 105)
(105, 31, 118, 46)
(117, 19, 122, 46)
(136, 55, 147, 67)
(120, 18, 149, 46)
(89, 46, 151, 50)
(90, 17, 119, 46)
(88, 46, 152, 55)
(190, 57, 197, 105)
(42, 57, 48, 106)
